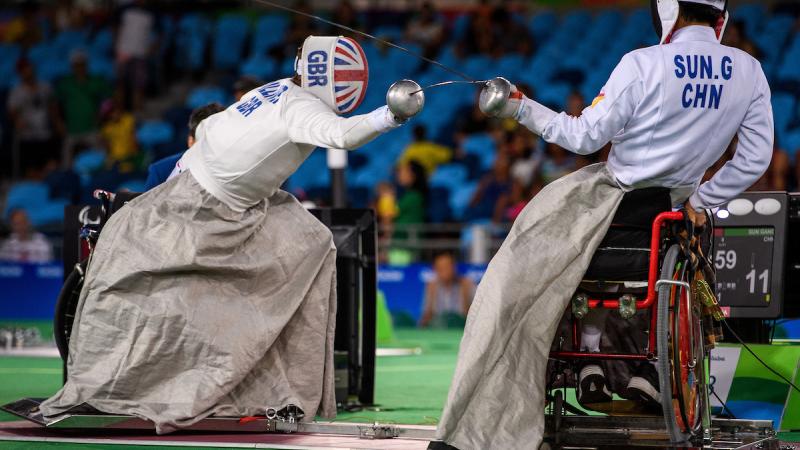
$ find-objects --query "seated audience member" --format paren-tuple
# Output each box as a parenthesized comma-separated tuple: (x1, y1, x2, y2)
(144, 102, 224, 190)
(394, 161, 428, 233)
(399, 125, 452, 176)
(541, 142, 576, 184)
(420, 252, 475, 328)
(233, 76, 263, 102)
(8, 58, 63, 174)
(465, 154, 512, 223)
(99, 98, 138, 172)
(375, 181, 399, 227)
(0, 209, 53, 263)
(57, 50, 111, 167)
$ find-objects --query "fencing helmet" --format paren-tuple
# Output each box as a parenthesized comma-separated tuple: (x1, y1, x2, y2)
(295, 36, 369, 115)
(650, 0, 729, 45)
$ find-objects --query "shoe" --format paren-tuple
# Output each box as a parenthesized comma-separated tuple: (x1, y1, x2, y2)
(577, 364, 612, 404)
(427, 441, 460, 450)
(624, 363, 661, 409)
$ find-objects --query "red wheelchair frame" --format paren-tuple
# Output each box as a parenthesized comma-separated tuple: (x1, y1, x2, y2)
(546, 210, 713, 445)
(550, 211, 685, 363)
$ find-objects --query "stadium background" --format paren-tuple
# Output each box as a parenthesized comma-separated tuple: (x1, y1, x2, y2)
(0, 0, 800, 446)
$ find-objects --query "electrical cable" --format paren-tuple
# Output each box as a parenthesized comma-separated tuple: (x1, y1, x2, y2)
(721, 319, 800, 395)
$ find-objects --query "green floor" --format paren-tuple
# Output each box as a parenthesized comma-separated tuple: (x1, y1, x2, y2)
(0, 328, 461, 448)
(1, 327, 798, 448)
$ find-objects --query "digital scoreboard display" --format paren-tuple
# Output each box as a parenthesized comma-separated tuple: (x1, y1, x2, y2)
(713, 227, 774, 308)
(711, 192, 787, 319)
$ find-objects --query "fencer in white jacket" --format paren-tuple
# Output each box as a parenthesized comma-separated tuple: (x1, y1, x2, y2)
(172, 35, 414, 211)
(432, 2, 774, 449)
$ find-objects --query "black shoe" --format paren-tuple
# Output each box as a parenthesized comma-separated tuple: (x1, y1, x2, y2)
(427, 441, 460, 450)
(624, 363, 661, 409)
(577, 364, 612, 404)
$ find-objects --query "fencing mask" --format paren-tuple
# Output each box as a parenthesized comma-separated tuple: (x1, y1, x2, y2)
(650, 0, 729, 45)
(295, 36, 369, 115)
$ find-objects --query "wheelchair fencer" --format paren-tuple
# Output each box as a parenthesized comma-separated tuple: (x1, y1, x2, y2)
(545, 188, 723, 445)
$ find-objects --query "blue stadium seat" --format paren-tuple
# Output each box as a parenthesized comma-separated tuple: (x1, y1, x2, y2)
(462, 133, 497, 170)
(0, 44, 21, 88)
(212, 14, 249, 70)
(528, 11, 558, 43)
(186, 86, 228, 109)
(26, 199, 69, 227)
(537, 83, 572, 110)
(251, 15, 288, 57)
(118, 179, 147, 193)
(772, 94, 797, 144)
(783, 129, 800, 156)
(449, 181, 478, 220)
(733, 3, 766, 39)
(4, 182, 51, 217)
(72, 149, 107, 172)
(429, 164, 468, 190)
(427, 186, 452, 223)
(175, 14, 212, 70)
(240, 55, 277, 80)
(88, 55, 115, 80)
(90, 28, 113, 55)
(136, 121, 175, 150)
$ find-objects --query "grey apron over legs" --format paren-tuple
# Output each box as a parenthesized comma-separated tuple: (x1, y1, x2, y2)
(437, 164, 625, 450)
(40, 172, 338, 434)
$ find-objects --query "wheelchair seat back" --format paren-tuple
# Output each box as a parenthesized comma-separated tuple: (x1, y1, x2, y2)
(583, 188, 672, 283)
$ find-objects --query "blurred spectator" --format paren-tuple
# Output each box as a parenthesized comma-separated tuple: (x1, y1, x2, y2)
(489, 4, 533, 57)
(399, 125, 452, 175)
(100, 98, 138, 172)
(328, 0, 361, 35)
(506, 175, 544, 222)
(419, 251, 474, 328)
(505, 128, 542, 188)
(53, 0, 83, 32)
(722, 20, 761, 58)
(7, 59, 63, 176)
(144, 102, 225, 190)
(233, 76, 263, 101)
(57, 50, 111, 167)
(565, 91, 586, 117)
(405, 1, 445, 62)
(375, 181, 399, 227)
(395, 161, 428, 226)
(0, 210, 53, 263)
(285, 1, 319, 49)
(114, 0, 159, 111)
(541, 142, 576, 184)
(465, 154, 512, 223)
(3, 3, 42, 47)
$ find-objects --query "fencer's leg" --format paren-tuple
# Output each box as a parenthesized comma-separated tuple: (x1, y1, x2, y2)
(577, 309, 612, 404)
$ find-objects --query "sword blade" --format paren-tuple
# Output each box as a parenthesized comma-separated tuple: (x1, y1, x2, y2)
(252, 0, 476, 82)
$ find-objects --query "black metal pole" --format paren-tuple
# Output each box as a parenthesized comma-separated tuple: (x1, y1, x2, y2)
(331, 168, 347, 208)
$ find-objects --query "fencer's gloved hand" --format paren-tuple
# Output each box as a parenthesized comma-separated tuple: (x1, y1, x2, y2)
(479, 77, 524, 119)
(386, 79, 425, 123)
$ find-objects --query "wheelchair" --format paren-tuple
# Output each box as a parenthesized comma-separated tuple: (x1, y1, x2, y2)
(545, 188, 721, 446)
(54, 190, 141, 375)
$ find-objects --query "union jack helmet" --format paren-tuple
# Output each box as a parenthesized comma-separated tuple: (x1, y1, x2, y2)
(297, 36, 369, 115)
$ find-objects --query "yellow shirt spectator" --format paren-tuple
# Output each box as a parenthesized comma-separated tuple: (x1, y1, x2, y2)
(399, 125, 452, 175)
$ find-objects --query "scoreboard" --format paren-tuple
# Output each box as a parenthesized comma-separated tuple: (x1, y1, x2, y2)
(712, 192, 787, 318)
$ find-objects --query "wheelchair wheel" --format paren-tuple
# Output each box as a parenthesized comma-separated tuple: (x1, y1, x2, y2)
(656, 244, 704, 443)
(54, 259, 88, 362)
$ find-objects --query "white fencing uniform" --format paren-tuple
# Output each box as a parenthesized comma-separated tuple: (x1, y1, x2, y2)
(41, 79, 404, 433)
(175, 78, 399, 211)
(518, 25, 774, 207)
(436, 25, 774, 450)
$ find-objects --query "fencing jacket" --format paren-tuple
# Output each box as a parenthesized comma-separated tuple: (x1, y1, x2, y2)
(178, 79, 399, 211)
(518, 25, 774, 209)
